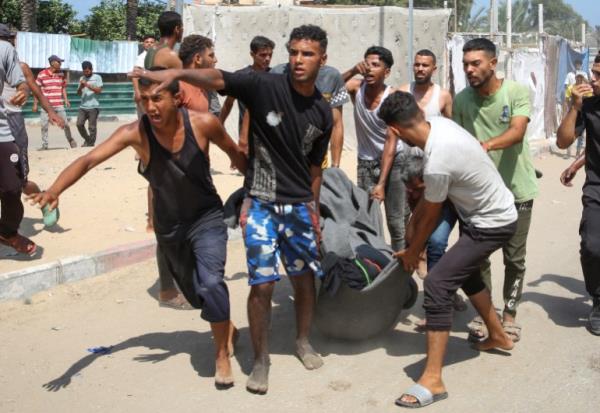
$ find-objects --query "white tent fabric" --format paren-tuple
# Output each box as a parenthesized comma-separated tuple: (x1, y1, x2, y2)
(512, 50, 546, 140)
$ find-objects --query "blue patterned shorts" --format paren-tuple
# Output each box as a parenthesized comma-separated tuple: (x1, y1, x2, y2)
(240, 196, 323, 285)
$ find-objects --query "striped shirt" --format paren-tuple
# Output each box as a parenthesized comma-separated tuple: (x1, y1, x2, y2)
(36, 68, 66, 108)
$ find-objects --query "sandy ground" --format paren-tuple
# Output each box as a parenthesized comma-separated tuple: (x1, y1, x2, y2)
(0, 121, 599, 412)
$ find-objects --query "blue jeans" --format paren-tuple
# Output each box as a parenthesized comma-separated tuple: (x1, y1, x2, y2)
(426, 202, 457, 270)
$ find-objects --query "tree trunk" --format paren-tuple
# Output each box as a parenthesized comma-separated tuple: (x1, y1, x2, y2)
(21, 0, 37, 32)
(126, 0, 138, 41)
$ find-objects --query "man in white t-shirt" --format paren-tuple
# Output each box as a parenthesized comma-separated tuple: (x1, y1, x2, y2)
(132, 35, 156, 116)
(378, 91, 517, 408)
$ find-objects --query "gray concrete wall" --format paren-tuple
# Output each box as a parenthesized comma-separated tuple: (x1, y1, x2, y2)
(183, 5, 451, 150)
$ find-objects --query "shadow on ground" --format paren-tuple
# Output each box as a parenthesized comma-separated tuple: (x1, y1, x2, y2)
(524, 273, 591, 329)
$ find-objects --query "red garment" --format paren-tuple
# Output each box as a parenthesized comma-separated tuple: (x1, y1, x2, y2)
(179, 81, 209, 113)
(36, 68, 66, 108)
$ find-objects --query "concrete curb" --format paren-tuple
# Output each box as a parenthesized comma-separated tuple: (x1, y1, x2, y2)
(0, 239, 157, 302)
(0, 227, 242, 303)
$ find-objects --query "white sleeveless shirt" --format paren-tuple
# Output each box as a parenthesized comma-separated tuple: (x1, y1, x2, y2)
(354, 83, 404, 160)
(410, 82, 442, 119)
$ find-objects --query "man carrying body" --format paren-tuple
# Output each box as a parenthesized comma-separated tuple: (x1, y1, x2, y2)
(378, 91, 517, 408)
(220, 36, 274, 153)
(343, 46, 409, 251)
(397, 49, 465, 314)
(76, 61, 103, 147)
(557, 54, 600, 335)
(34, 55, 76, 150)
(271, 62, 348, 168)
(453, 38, 538, 343)
(134, 24, 333, 395)
(0, 29, 34, 255)
(31, 70, 247, 387)
(133, 34, 156, 116)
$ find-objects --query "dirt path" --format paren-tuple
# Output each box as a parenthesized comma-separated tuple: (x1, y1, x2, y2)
(0, 135, 598, 412)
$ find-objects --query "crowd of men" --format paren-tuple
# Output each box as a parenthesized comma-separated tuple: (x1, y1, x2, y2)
(1, 9, 599, 409)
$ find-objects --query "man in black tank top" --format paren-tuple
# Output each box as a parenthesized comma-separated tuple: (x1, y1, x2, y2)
(133, 25, 333, 395)
(30, 71, 248, 389)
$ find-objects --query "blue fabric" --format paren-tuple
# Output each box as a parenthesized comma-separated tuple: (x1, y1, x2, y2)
(426, 203, 458, 271)
(240, 196, 322, 285)
(556, 40, 589, 102)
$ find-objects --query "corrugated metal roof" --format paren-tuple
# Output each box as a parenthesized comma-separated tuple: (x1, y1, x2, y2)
(15, 32, 138, 73)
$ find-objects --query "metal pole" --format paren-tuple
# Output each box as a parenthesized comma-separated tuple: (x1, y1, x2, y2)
(538, 3, 543, 34)
(490, 0, 498, 41)
(506, 0, 512, 80)
(453, 0, 458, 33)
(408, 0, 414, 80)
(582, 23, 586, 45)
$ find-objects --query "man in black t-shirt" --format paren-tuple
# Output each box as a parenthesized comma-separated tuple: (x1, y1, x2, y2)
(557, 54, 600, 336)
(133, 25, 333, 394)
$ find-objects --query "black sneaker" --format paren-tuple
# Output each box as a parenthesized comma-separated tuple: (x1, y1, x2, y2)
(588, 298, 600, 336)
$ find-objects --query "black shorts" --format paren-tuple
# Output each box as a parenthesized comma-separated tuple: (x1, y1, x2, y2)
(0, 141, 24, 193)
(7, 112, 29, 181)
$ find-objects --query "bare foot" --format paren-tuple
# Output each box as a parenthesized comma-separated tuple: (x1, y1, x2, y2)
(296, 339, 323, 370)
(397, 376, 447, 405)
(246, 357, 270, 395)
(214, 351, 234, 390)
(474, 332, 514, 352)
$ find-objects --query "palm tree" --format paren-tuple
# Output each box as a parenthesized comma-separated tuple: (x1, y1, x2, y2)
(21, 0, 37, 32)
(126, 0, 138, 41)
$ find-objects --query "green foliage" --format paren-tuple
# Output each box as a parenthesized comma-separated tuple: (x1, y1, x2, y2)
(37, 0, 81, 33)
(0, 0, 81, 33)
(83, 0, 165, 40)
(0, 0, 22, 29)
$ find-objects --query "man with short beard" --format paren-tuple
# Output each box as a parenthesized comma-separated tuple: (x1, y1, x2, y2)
(134, 24, 333, 395)
(453, 38, 538, 343)
(400, 49, 452, 119)
(343, 46, 409, 252)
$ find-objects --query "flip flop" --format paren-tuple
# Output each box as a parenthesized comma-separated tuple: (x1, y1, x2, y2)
(467, 316, 488, 342)
(395, 383, 448, 408)
(0, 233, 37, 256)
(502, 320, 522, 343)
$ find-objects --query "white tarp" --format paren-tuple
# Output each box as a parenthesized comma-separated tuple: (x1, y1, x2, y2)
(512, 49, 546, 140)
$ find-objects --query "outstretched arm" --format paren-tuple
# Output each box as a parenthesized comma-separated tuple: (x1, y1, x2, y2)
(29, 122, 141, 210)
(130, 68, 225, 94)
